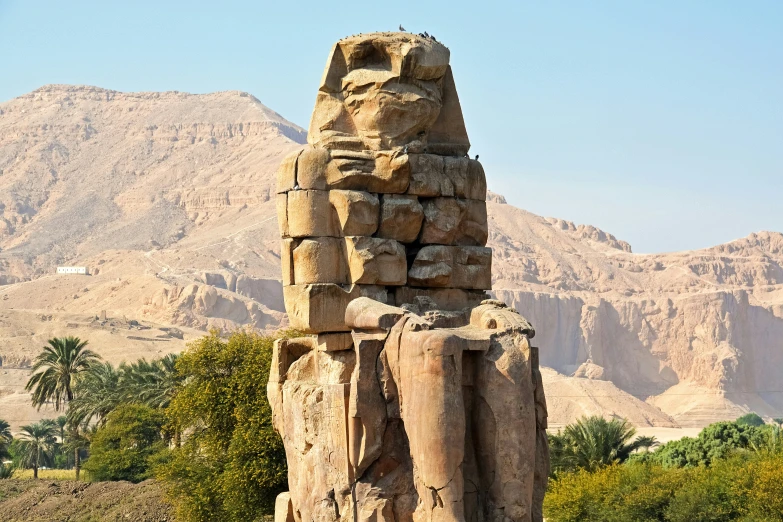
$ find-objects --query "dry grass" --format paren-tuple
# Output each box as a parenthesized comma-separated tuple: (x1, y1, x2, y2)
(11, 469, 80, 480)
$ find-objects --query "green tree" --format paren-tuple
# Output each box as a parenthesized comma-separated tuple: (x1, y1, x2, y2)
(68, 362, 123, 427)
(652, 421, 767, 468)
(14, 421, 57, 479)
(69, 355, 183, 432)
(121, 354, 182, 409)
(52, 415, 68, 468)
(0, 418, 12, 461)
(736, 412, 765, 427)
(0, 418, 13, 478)
(25, 336, 101, 479)
(554, 416, 658, 473)
(83, 404, 169, 482)
(158, 330, 288, 521)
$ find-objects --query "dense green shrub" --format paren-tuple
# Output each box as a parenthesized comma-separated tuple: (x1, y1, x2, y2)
(157, 330, 288, 522)
(82, 404, 168, 482)
(642, 421, 769, 468)
(736, 412, 765, 427)
(545, 446, 783, 521)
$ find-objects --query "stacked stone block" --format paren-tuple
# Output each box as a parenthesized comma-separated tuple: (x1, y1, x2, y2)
(269, 32, 549, 522)
(277, 149, 491, 333)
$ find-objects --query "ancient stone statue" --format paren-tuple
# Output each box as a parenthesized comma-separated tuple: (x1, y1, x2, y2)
(269, 32, 549, 522)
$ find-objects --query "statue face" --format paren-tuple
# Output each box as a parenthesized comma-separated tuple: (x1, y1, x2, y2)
(309, 33, 468, 155)
(341, 69, 442, 149)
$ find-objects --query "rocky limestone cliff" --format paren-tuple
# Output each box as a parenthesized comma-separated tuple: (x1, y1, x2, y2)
(1, 85, 782, 430)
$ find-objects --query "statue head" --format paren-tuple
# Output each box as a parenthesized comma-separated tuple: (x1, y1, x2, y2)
(308, 32, 470, 155)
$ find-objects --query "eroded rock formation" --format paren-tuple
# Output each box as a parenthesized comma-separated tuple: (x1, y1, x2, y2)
(269, 32, 549, 522)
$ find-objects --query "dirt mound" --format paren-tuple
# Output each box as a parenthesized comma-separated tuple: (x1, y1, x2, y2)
(0, 479, 173, 521)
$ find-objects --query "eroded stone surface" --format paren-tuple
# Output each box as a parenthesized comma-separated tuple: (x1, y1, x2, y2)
(283, 283, 387, 332)
(377, 195, 424, 243)
(407, 155, 487, 200)
(284, 189, 339, 238)
(271, 31, 548, 522)
(420, 198, 488, 246)
(292, 237, 348, 285)
(330, 190, 379, 236)
(345, 236, 407, 286)
(408, 245, 492, 289)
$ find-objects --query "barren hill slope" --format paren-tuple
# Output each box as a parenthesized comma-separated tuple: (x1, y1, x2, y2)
(2, 85, 781, 431)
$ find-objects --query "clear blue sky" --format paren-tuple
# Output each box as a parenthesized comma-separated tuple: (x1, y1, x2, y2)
(1, 0, 781, 253)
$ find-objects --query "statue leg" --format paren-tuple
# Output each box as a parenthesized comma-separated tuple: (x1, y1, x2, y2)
(472, 332, 537, 522)
(396, 327, 466, 522)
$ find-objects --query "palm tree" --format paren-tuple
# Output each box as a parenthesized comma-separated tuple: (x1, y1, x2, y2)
(122, 353, 182, 409)
(68, 362, 123, 427)
(15, 421, 57, 479)
(61, 424, 94, 478)
(0, 418, 12, 460)
(54, 415, 68, 467)
(556, 415, 658, 473)
(25, 336, 101, 479)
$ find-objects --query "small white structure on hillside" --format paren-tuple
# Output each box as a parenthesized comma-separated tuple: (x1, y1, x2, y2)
(57, 266, 89, 275)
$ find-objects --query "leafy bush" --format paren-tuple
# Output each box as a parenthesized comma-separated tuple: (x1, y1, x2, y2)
(647, 421, 769, 468)
(157, 330, 288, 522)
(545, 462, 690, 522)
(546, 451, 783, 522)
(736, 412, 765, 427)
(82, 404, 169, 482)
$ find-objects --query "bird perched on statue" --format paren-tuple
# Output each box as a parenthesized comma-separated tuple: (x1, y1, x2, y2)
(475, 155, 479, 160)
(399, 25, 406, 31)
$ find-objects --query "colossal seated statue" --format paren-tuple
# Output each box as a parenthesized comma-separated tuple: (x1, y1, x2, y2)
(268, 32, 549, 522)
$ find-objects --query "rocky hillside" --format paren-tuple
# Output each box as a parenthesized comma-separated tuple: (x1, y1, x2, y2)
(1, 85, 781, 430)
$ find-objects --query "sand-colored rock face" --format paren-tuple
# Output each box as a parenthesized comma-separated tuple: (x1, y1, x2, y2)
(2, 81, 783, 435)
(270, 33, 548, 522)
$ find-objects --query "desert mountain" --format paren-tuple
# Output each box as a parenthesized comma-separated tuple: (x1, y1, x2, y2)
(1, 85, 781, 430)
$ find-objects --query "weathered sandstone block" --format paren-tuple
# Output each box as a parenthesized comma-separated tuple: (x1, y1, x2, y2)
(344, 297, 407, 330)
(283, 283, 387, 332)
(276, 193, 289, 237)
(291, 237, 348, 285)
(349, 330, 389, 477)
(280, 238, 295, 286)
(316, 332, 354, 352)
(275, 149, 301, 194)
(419, 197, 488, 246)
(377, 195, 424, 243)
(283, 189, 339, 238)
(344, 236, 406, 286)
(279, 188, 382, 239)
(408, 245, 492, 289)
(407, 154, 487, 200)
(329, 190, 379, 236)
(393, 286, 488, 310)
(296, 149, 411, 194)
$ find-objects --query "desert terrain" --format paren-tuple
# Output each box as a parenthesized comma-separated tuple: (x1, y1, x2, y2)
(2, 85, 782, 436)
